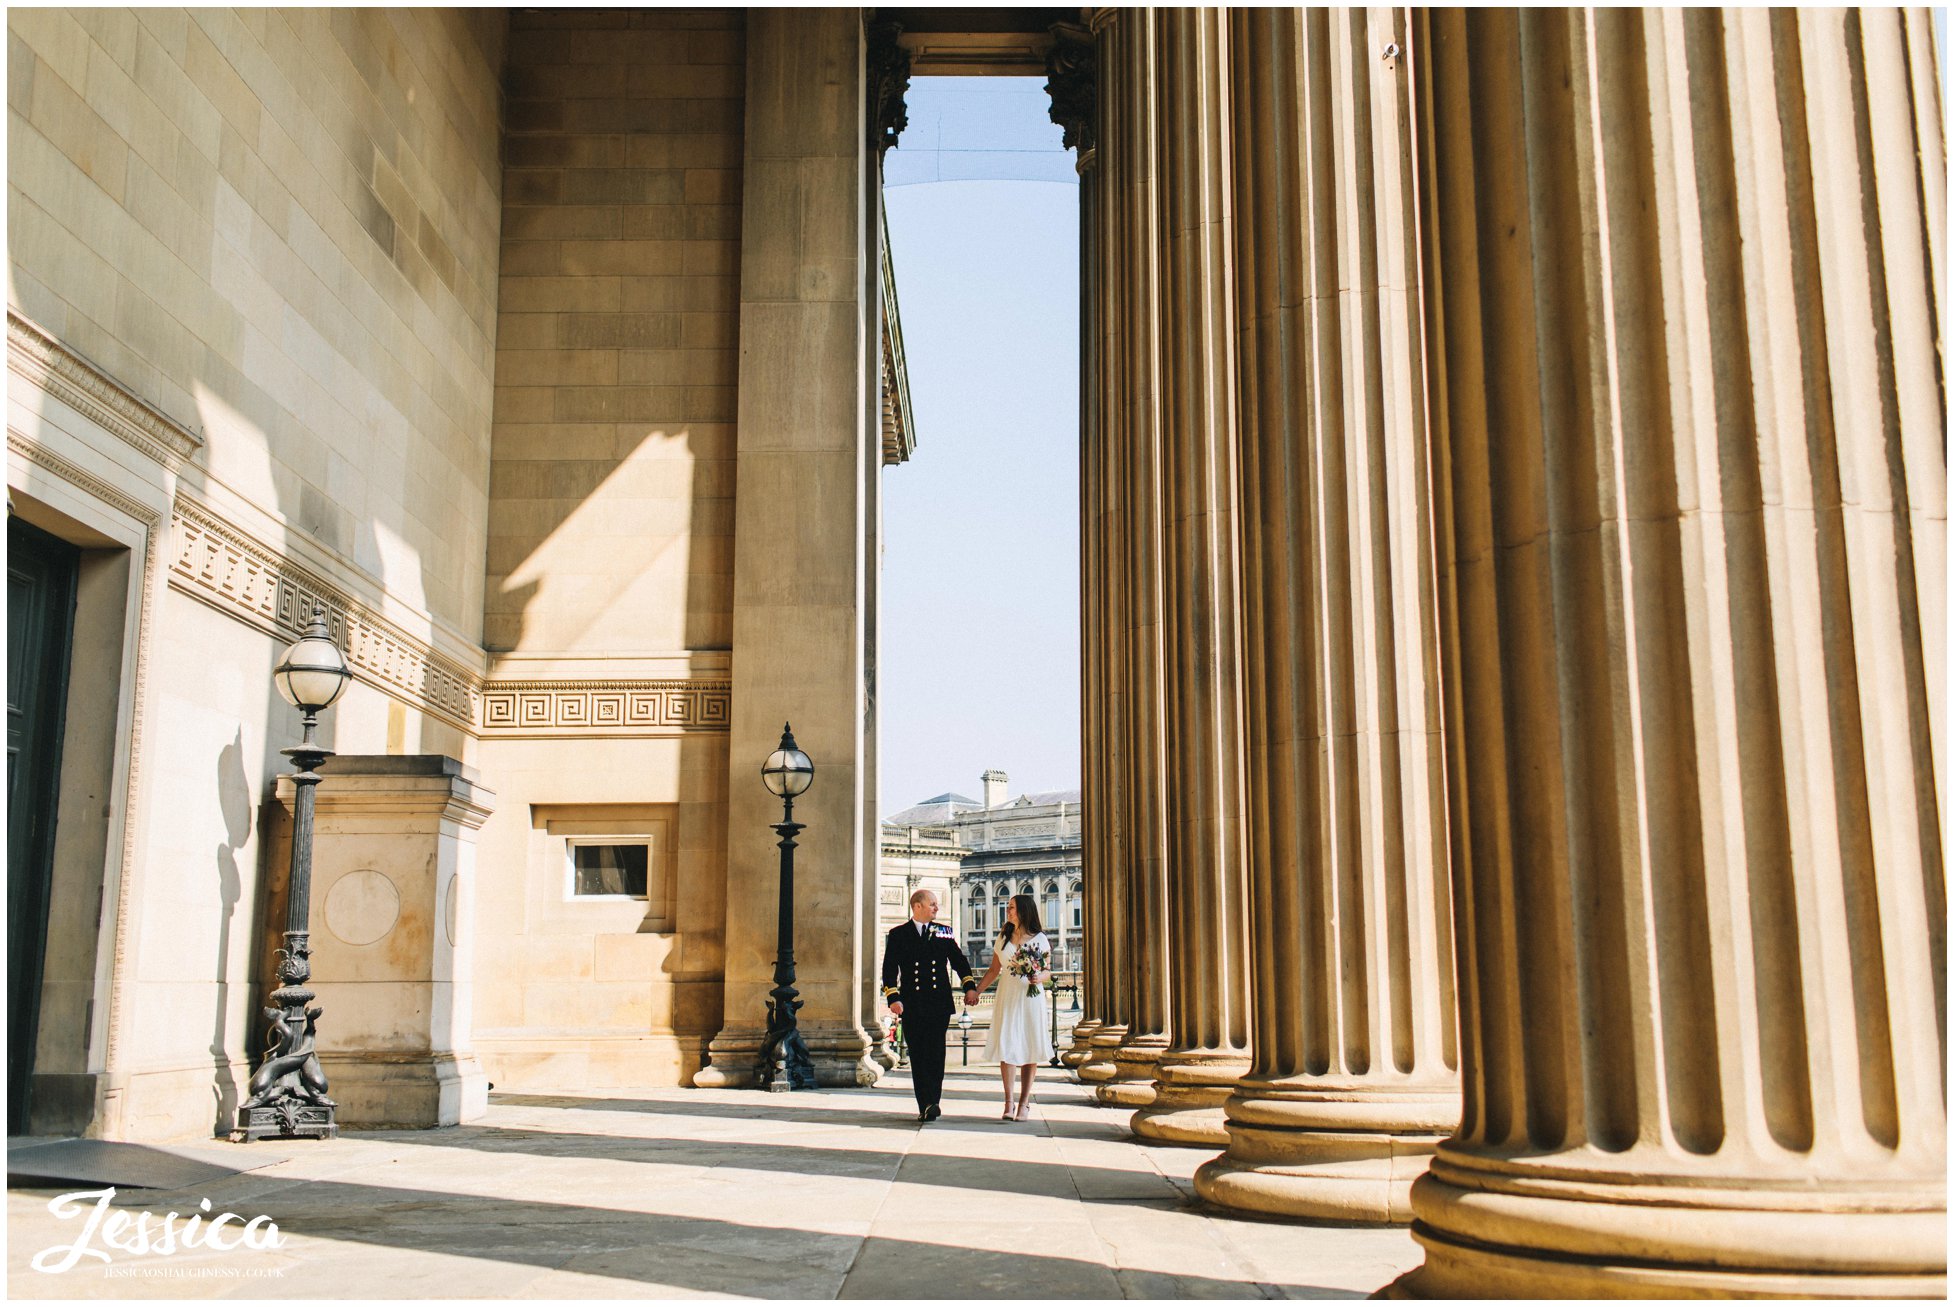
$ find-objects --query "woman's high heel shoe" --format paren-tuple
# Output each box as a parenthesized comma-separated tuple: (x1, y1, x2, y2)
(1000, 1102, 1015, 1120)
(1014, 1100, 1032, 1121)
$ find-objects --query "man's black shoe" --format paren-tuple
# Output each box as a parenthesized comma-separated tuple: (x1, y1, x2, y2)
(922, 1103, 941, 1122)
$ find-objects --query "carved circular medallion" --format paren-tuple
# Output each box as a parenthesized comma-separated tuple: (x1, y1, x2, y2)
(324, 869, 399, 947)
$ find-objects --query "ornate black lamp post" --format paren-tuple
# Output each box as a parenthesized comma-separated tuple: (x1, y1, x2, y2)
(235, 605, 351, 1142)
(757, 723, 818, 1092)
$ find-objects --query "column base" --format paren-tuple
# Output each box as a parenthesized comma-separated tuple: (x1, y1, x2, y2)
(1192, 1080, 1457, 1223)
(1060, 1019, 1103, 1069)
(1076, 1024, 1127, 1084)
(1391, 1148, 1948, 1298)
(1094, 1034, 1169, 1108)
(694, 1022, 880, 1089)
(1130, 1051, 1248, 1146)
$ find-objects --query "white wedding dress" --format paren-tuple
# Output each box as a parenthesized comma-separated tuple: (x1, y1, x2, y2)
(984, 933, 1052, 1066)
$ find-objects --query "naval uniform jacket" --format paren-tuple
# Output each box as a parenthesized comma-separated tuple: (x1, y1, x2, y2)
(881, 921, 977, 1023)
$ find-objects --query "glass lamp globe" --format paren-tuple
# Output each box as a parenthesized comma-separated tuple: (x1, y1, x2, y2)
(273, 605, 352, 713)
(760, 723, 815, 798)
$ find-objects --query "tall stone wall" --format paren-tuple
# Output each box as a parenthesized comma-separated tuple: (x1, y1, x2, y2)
(485, 9, 741, 659)
(470, 11, 745, 1090)
(7, 7, 505, 1141)
(8, 7, 505, 634)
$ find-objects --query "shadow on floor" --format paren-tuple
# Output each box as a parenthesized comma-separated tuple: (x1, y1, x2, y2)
(367, 1122, 1184, 1206)
(57, 1174, 1364, 1299)
(489, 1091, 1064, 1136)
(6, 1138, 278, 1190)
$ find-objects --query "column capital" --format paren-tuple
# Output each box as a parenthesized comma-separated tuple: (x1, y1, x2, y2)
(865, 18, 911, 159)
(1043, 20, 1096, 159)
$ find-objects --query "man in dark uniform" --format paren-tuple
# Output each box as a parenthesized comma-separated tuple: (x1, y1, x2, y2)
(881, 888, 977, 1121)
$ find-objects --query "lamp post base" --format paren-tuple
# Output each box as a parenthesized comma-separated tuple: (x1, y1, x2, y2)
(757, 1023, 818, 1092)
(232, 1101, 338, 1143)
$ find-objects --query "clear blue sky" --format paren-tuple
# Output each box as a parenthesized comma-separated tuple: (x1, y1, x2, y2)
(879, 78, 1081, 812)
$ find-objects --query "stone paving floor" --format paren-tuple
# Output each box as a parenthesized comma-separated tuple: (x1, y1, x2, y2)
(9, 1066, 1420, 1299)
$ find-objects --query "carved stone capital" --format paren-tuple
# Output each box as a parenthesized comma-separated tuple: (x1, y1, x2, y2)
(866, 19, 911, 158)
(1044, 21, 1096, 157)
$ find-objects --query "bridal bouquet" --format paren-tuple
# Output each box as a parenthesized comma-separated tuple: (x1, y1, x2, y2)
(1008, 937, 1051, 997)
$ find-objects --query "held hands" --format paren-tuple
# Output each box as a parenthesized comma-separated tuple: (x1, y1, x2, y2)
(964, 990, 979, 1007)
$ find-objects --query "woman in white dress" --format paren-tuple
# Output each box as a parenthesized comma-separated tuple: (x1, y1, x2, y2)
(971, 893, 1052, 1121)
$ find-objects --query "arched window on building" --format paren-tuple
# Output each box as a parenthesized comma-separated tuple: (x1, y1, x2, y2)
(1067, 878, 1082, 930)
(1043, 879, 1061, 933)
(971, 885, 987, 939)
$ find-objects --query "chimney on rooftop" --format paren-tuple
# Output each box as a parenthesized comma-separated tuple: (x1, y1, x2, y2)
(981, 769, 1008, 809)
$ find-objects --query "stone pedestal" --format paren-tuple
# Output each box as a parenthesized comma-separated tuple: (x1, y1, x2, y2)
(267, 755, 493, 1128)
(1394, 9, 1945, 1295)
(1193, 7, 1460, 1220)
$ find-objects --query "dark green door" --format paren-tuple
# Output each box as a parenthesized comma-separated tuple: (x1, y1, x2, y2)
(8, 517, 79, 1134)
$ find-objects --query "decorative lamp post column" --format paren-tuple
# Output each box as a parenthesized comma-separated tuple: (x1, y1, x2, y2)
(756, 723, 818, 1092)
(236, 604, 353, 1142)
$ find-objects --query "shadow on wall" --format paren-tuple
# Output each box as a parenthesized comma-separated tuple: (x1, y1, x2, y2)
(485, 427, 728, 662)
(209, 730, 254, 1130)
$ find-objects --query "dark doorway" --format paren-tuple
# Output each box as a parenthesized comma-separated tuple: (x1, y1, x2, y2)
(9, 516, 80, 1133)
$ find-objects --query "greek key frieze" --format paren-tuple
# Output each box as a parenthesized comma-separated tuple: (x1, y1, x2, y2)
(478, 681, 732, 735)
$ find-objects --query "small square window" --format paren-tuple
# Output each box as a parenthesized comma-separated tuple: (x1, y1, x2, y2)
(570, 842, 649, 898)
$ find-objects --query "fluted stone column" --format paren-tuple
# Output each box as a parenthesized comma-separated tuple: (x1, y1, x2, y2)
(1129, 6, 1253, 1147)
(1066, 20, 1110, 1073)
(1082, 6, 1173, 1106)
(1192, 7, 1460, 1219)
(1395, 9, 1946, 1296)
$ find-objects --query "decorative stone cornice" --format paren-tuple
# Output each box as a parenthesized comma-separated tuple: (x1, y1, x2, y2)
(880, 210, 916, 467)
(8, 430, 162, 528)
(168, 497, 480, 730)
(1045, 21, 1096, 161)
(866, 18, 912, 158)
(480, 680, 731, 735)
(168, 497, 735, 738)
(7, 311, 202, 470)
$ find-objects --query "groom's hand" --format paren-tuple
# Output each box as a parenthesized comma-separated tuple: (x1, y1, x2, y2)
(964, 992, 978, 1007)
(888, 1000, 903, 1018)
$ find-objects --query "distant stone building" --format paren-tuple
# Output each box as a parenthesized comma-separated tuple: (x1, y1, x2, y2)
(874, 815, 964, 942)
(880, 770, 1083, 972)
